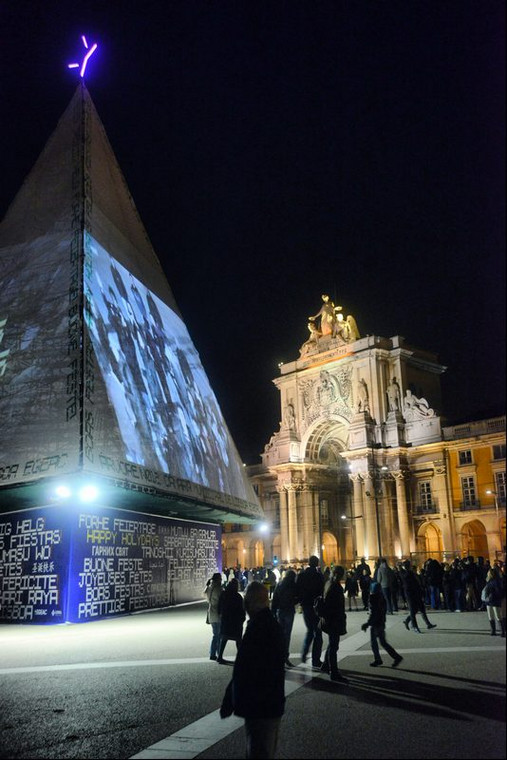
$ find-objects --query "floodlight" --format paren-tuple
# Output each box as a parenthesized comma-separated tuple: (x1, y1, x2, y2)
(79, 484, 99, 502)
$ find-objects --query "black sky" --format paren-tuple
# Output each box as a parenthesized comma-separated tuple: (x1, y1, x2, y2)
(1, 1, 505, 464)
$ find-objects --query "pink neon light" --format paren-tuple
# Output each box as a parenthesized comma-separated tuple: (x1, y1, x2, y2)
(67, 36, 98, 78)
(80, 43, 97, 77)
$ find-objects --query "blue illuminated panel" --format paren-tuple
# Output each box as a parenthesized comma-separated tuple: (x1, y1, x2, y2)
(66, 505, 222, 623)
(0, 504, 222, 624)
(0, 506, 70, 623)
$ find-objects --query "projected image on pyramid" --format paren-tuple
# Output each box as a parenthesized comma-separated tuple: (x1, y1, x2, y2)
(85, 238, 249, 500)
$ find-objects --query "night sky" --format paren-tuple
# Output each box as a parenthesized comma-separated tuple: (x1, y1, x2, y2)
(1, 1, 505, 464)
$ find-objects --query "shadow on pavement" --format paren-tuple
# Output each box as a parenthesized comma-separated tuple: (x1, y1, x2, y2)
(305, 668, 506, 723)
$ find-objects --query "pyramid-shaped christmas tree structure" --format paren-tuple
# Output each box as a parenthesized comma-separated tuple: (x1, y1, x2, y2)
(0, 83, 261, 523)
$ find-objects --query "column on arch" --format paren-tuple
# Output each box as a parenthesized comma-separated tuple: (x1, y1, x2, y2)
(287, 486, 299, 561)
(393, 470, 411, 558)
(277, 485, 290, 564)
(349, 473, 365, 559)
(363, 471, 378, 559)
(300, 484, 315, 563)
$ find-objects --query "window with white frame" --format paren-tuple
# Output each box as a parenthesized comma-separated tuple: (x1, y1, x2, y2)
(461, 476, 477, 505)
(495, 471, 506, 502)
(419, 480, 433, 508)
(458, 449, 473, 465)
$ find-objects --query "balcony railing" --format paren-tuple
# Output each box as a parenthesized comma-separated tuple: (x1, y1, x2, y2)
(413, 504, 439, 516)
(459, 500, 481, 511)
(443, 416, 505, 440)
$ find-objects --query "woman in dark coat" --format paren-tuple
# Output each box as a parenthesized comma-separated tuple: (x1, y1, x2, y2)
(217, 578, 246, 663)
(271, 568, 299, 667)
(483, 566, 505, 636)
(319, 565, 348, 682)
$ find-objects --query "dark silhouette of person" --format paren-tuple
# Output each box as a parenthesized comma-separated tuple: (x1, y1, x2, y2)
(271, 568, 299, 667)
(220, 582, 286, 758)
(401, 560, 437, 633)
(319, 565, 349, 682)
(217, 578, 245, 663)
(296, 555, 325, 668)
(361, 581, 403, 667)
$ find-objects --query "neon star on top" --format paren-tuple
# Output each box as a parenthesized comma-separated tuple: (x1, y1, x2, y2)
(68, 35, 98, 78)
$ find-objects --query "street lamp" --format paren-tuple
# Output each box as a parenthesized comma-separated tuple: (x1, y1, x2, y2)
(486, 490, 499, 517)
(341, 513, 363, 562)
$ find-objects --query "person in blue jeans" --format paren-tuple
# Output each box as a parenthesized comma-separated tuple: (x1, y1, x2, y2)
(361, 582, 403, 667)
(204, 572, 223, 660)
(296, 555, 325, 668)
(271, 568, 299, 667)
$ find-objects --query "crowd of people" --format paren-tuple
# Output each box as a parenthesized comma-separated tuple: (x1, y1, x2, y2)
(205, 555, 506, 758)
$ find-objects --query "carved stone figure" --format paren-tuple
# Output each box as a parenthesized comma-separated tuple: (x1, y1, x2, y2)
(283, 401, 296, 430)
(403, 389, 436, 420)
(317, 370, 338, 406)
(308, 294, 341, 338)
(386, 377, 402, 412)
(342, 314, 360, 342)
(356, 378, 370, 413)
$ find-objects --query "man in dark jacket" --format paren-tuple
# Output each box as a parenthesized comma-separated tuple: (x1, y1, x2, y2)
(296, 555, 325, 668)
(361, 582, 403, 667)
(220, 581, 286, 759)
(401, 560, 437, 633)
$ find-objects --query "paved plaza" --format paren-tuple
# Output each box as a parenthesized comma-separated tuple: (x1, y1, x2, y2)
(0, 602, 505, 759)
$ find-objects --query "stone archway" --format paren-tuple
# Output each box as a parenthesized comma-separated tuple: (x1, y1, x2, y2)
(252, 539, 264, 568)
(416, 521, 443, 559)
(304, 417, 349, 464)
(222, 537, 245, 568)
(460, 519, 488, 558)
(322, 531, 339, 567)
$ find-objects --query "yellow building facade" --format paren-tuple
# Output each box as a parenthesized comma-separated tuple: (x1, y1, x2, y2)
(222, 297, 506, 569)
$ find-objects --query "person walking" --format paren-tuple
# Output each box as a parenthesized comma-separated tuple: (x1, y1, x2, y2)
(319, 565, 349, 682)
(361, 581, 403, 667)
(271, 568, 299, 667)
(482, 566, 505, 636)
(401, 559, 437, 633)
(377, 557, 396, 614)
(449, 558, 466, 612)
(220, 582, 286, 759)
(217, 577, 246, 663)
(296, 555, 325, 668)
(425, 558, 444, 610)
(344, 570, 359, 611)
(359, 568, 372, 610)
(204, 572, 223, 661)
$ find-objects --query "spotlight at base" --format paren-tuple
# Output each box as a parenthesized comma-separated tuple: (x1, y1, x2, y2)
(55, 485, 71, 499)
(79, 485, 99, 503)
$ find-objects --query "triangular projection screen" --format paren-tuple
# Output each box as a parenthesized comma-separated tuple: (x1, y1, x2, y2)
(83, 235, 255, 506)
(0, 85, 260, 520)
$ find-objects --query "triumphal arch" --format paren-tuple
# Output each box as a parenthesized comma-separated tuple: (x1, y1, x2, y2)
(246, 294, 453, 566)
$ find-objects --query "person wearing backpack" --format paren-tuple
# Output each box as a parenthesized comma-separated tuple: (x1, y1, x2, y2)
(296, 555, 325, 669)
(319, 565, 349, 683)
